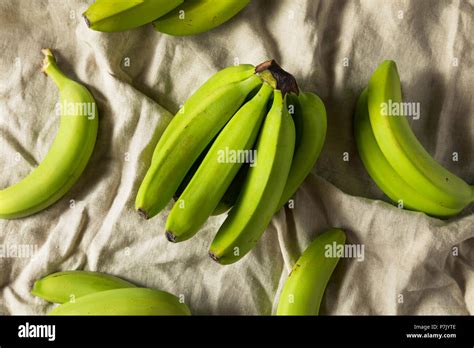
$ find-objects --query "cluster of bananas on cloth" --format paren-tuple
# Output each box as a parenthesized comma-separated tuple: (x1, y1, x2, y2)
(2, 52, 471, 316)
(135, 60, 328, 265)
(31, 228, 345, 316)
(0, 52, 470, 225)
(32, 271, 190, 315)
(83, 0, 250, 35)
(354, 61, 474, 218)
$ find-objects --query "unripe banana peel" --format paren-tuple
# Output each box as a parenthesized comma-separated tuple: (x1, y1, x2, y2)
(166, 82, 274, 243)
(209, 87, 296, 264)
(32, 271, 190, 316)
(83, 0, 184, 32)
(0, 49, 98, 219)
(355, 61, 473, 217)
(31, 271, 136, 304)
(136, 74, 263, 219)
(277, 228, 346, 315)
(48, 288, 190, 316)
(153, 0, 251, 36)
(83, 0, 251, 35)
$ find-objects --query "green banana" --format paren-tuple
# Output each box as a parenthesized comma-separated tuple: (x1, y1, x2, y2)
(153, 0, 251, 36)
(173, 144, 212, 200)
(166, 82, 273, 242)
(48, 288, 191, 316)
(170, 102, 254, 220)
(209, 90, 296, 265)
(83, 0, 183, 32)
(152, 64, 255, 164)
(0, 49, 98, 219)
(276, 228, 346, 315)
(174, 162, 246, 217)
(212, 164, 249, 215)
(31, 271, 136, 304)
(172, 132, 249, 217)
(278, 92, 327, 209)
(365, 61, 473, 215)
(136, 74, 262, 219)
(172, 138, 234, 215)
(169, 65, 256, 216)
(355, 89, 461, 217)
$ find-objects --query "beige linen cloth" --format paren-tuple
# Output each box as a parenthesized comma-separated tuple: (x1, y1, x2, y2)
(0, 0, 473, 315)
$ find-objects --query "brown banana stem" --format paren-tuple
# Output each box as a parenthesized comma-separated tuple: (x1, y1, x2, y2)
(255, 59, 299, 96)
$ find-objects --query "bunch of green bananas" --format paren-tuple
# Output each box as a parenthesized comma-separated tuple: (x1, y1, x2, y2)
(0, 49, 98, 219)
(136, 60, 327, 265)
(83, 0, 251, 35)
(32, 271, 191, 315)
(355, 61, 474, 217)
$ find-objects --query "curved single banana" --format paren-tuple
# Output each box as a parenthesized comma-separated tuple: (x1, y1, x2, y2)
(367, 61, 473, 212)
(355, 89, 461, 217)
(276, 228, 346, 315)
(152, 64, 255, 164)
(0, 49, 98, 219)
(278, 91, 327, 209)
(136, 74, 262, 219)
(166, 83, 273, 243)
(31, 271, 136, 304)
(209, 90, 296, 265)
(153, 0, 251, 36)
(83, 0, 183, 32)
(48, 288, 191, 316)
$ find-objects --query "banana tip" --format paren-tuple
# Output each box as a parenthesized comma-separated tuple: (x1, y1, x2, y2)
(208, 252, 220, 263)
(30, 281, 43, 298)
(137, 208, 149, 220)
(82, 13, 91, 28)
(165, 231, 177, 243)
(41, 48, 53, 58)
